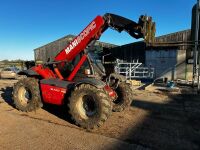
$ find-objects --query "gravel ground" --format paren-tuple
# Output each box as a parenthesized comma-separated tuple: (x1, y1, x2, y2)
(0, 79, 200, 150)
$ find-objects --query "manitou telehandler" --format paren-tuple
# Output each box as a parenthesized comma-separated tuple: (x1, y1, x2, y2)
(13, 13, 155, 129)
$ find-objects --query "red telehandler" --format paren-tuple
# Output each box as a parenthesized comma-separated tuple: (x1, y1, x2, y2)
(13, 13, 155, 129)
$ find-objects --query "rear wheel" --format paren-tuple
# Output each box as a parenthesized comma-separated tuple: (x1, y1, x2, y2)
(112, 82, 133, 112)
(68, 84, 112, 129)
(13, 78, 43, 112)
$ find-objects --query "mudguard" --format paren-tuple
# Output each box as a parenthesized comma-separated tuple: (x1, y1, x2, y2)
(75, 78, 106, 89)
(18, 69, 39, 76)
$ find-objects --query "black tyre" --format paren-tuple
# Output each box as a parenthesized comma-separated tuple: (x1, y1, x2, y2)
(112, 82, 133, 112)
(68, 84, 112, 129)
(13, 78, 43, 112)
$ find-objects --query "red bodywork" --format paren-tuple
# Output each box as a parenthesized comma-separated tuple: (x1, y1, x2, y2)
(32, 65, 56, 79)
(40, 83, 67, 105)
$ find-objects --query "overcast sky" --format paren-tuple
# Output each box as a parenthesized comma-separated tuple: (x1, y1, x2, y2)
(0, 0, 196, 60)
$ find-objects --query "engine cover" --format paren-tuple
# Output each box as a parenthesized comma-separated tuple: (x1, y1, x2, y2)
(40, 79, 74, 105)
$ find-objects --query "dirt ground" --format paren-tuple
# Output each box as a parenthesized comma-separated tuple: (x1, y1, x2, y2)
(0, 79, 200, 150)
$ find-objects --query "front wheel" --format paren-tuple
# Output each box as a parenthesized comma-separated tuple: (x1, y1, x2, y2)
(68, 84, 112, 129)
(112, 82, 133, 112)
(13, 78, 43, 112)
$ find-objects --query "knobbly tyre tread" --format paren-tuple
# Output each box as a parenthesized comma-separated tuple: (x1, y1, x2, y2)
(112, 82, 133, 112)
(13, 77, 43, 112)
(68, 84, 112, 130)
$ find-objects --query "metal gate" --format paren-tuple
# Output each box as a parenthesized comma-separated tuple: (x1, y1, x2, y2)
(114, 59, 155, 79)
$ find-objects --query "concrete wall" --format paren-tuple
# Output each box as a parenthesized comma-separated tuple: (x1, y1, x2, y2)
(176, 49, 187, 80)
(145, 50, 177, 80)
(185, 64, 193, 81)
(145, 49, 193, 81)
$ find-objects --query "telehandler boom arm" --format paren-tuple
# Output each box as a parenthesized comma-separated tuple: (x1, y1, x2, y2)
(55, 13, 155, 62)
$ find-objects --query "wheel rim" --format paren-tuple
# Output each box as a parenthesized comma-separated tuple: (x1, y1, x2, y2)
(18, 86, 32, 106)
(77, 94, 97, 119)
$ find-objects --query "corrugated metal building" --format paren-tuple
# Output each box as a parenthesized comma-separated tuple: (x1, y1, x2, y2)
(108, 29, 192, 80)
(34, 35, 117, 63)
